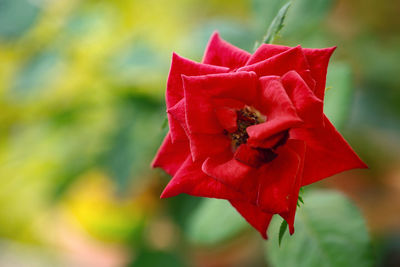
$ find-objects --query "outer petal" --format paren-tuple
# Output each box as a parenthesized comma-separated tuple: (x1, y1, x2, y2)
(247, 44, 336, 100)
(230, 200, 273, 239)
(279, 139, 306, 234)
(167, 99, 189, 134)
(238, 46, 309, 78)
(202, 31, 251, 69)
(246, 43, 289, 65)
(297, 69, 317, 92)
(166, 53, 228, 142)
(160, 156, 245, 201)
(247, 78, 303, 143)
(281, 70, 323, 127)
(302, 47, 336, 100)
(256, 143, 302, 214)
(291, 115, 367, 186)
(151, 133, 190, 176)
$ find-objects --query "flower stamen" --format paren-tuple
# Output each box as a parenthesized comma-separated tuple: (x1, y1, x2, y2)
(230, 106, 265, 149)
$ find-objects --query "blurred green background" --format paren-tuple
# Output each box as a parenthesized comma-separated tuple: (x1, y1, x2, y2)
(0, 0, 399, 266)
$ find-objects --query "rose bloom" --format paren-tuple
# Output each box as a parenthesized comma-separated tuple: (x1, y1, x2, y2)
(152, 32, 367, 238)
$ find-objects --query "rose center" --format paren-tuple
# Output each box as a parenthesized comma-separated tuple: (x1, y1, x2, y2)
(230, 106, 265, 149)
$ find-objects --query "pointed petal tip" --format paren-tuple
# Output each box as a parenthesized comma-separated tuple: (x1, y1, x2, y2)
(150, 156, 160, 169)
(171, 52, 186, 64)
(261, 231, 268, 240)
(326, 46, 337, 57)
(352, 153, 368, 170)
(210, 30, 220, 39)
(359, 160, 369, 169)
(160, 188, 173, 199)
(171, 51, 179, 61)
(160, 181, 183, 199)
(288, 224, 295, 235)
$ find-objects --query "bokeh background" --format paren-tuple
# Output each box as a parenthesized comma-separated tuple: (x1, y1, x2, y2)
(0, 0, 399, 266)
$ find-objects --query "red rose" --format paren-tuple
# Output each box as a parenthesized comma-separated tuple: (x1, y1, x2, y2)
(152, 32, 367, 238)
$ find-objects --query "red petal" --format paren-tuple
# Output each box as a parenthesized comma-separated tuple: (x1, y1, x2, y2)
(247, 43, 290, 65)
(182, 72, 258, 134)
(281, 71, 324, 127)
(160, 156, 244, 201)
(291, 115, 368, 186)
(297, 69, 317, 92)
(256, 144, 302, 214)
(167, 115, 188, 142)
(234, 144, 277, 168)
(212, 98, 245, 110)
(188, 133, 231, 162)
(151, 133, 190, 176)
(247, 79, 302, 142)
(246, 44, 336, 100)
(215, 106, 237, 133)
(230, 200, 273, 239)
(202, 31, 251, 69)
(279, 139, 306, 234)
(247, 131, 287, 149)
(238, 46, 309, 77)
(302, 47, 336, 100)
(167, 99, 189, 135)
(167, 53, 228, 141)
(202, 151, 256, 194)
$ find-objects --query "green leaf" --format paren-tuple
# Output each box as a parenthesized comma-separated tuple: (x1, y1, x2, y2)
(255, 1, 292, 50)
(0, 0, 40, 39)
(324, 63, 353, 130)
(266, 190, 373, 267)
(10, 50, 62, 100)
(186, 199, 248, 245)
(131, 250, 184, 267)
(297, 195, 304, 207)
(100, 93, 164, 194)
(279, 220, 288, 247)
(161, 117, 168, 130)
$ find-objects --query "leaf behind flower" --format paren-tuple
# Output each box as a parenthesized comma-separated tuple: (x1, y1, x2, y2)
(254, 1, 292, 50)
(265, 190, 373, 267)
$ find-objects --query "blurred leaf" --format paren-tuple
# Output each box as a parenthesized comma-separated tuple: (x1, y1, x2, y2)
(161, 117, 168, 130)
(256, 1, 292, 48)
(107, 41, 167, 88)
(186, 199, 248, 245)
(266, 190, 373, 267)
(50, 158, 93, 200)
(297, 195, 304, 207)
(324, 63, 353, 130)
(166, 194, 201, 229)
(131, 250, 185, 267)
(252, 0, 286, 27)
(100, 93, 164, 194)
(10, 50, 63, 101)
(0, 0, 40, 40)
(278, 220, 288, 247)
(282, 0, 333, 38)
